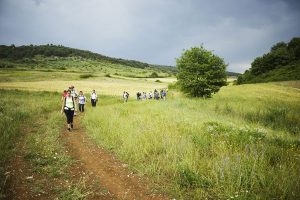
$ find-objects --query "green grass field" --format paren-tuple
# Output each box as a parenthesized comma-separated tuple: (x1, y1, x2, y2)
(0, 69, 299, 199)
(82, 82, 300, 199)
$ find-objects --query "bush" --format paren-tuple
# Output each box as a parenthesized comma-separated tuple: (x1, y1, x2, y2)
(149, 72, 159, 78)
(79, 74, 95, 79)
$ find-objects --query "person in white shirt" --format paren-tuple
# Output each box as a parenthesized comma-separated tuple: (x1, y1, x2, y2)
(61, 90, 75, 131)
(91, 89, 98, 107)
(123, 91, 129, 102)
(78, 91, 86, 112)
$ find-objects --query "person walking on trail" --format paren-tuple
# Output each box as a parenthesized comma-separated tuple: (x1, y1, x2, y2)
(136, 91, 142, 101)
(148, 91, 153, 99)
(123, 91, 129, 102)
(91, 89, 98, 107)
(162, 89, 167, 100)
(61, 90, 75, 131)
(142, 92, 147, 100)
(70, 86, 78, 115)
(61, 90, 68, 101)
(154, 89, 160, 100)
(78, 91, 86, 112)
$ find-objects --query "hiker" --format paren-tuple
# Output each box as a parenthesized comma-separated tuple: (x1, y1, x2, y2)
(123, 91, 129, 102)
(143, 92, 147, 100)
(70, 86, 78, 115)
(78, 91, 86, 112)
(61, 90, 75, 131)
(70, 86, 78, 99)
(148, 91, 153, 99)
(91, 89, 98, 107)
(162, 89, 167, 100)
(136, 92, 142, 101)
(154, 89, 160, 100)
(61, 90, 68, 101)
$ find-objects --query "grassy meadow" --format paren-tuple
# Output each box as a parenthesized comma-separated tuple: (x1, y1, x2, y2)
(0, 89, 93, 199)
(0, 69, 172, 96)
(1, 68, 299, 199)
(83, 82, 300, 199)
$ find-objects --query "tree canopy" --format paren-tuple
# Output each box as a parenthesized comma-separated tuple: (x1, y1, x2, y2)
(237, 37, 300, 84)
(176, 46, 227, 97)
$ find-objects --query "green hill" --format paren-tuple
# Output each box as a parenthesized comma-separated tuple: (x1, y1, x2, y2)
(237, 37, 300, 84)
(0, 44, 238, 78)
(0, 44, 177, 78)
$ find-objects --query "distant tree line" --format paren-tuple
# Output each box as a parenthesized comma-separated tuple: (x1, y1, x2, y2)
(0, 44, 177, 73)
(237, 37, 300, 84)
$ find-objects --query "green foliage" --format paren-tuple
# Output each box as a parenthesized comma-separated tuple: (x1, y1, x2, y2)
(59, 178, 91, 200)
(79, 74, 96, 79)
(149, 72, 159, 78)
(176, 46, 227, 97)
(288, 37, 300, 60)
(104, 73, 111, 77)
(237, 60, 300, 84)
(238, 37, 300, 84)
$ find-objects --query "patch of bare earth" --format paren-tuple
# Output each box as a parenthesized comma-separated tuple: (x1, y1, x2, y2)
(62, 115, 170, 200)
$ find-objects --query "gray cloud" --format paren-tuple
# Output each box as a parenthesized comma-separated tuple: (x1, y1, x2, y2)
(0, 0, 299, 72)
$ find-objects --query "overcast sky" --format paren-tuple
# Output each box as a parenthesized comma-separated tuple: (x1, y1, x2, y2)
(0, 0, 299, 72)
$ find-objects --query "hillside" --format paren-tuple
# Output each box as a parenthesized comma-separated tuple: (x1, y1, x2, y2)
(237, 37, 300, 84)
(0, 44, 238, 78)
(0, 44, 177, 78)
(237, 60, 300, 83)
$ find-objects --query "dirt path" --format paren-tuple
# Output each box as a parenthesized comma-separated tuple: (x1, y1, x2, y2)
(62, 115, 169, 200)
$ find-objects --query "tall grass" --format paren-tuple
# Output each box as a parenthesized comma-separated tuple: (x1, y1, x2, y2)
(0, 89, 87, 199)
(83, 82, 300, 199)
(0, 90, 60, 197)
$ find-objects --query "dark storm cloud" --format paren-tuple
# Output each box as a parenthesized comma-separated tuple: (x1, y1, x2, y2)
(0, 0, 299, 72)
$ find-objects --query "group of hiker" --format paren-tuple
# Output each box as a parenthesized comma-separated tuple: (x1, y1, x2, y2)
(123, 89, 168, 102)
(61, 86, 98, 131)
(61, 86, 168, 131)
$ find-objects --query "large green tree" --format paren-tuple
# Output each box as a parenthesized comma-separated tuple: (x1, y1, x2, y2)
(176, 46, 227, 97)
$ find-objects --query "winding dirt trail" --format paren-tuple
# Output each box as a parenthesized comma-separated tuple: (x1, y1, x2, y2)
(62, 115, 169, 200)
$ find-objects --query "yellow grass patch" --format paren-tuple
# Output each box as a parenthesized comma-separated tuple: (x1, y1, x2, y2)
(0, 78, 169, 96)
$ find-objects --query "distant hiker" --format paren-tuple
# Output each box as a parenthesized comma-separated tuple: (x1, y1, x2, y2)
(61, 90, 75, 131)
(160, 89, 163, 99)
(148, 91, 153, 99)
(70, 86, 78, 115)
(123, 91, 129, 102)
(61, 90, 68, 101)
(91, 89, 98, 107)
(143, 92, 147, 100)
(136, 92, 142, 101)
(162, 89, 167, 100)
(70, 86, 78, 99)
(154, 89, 160, 100)
(78, 91, 86, 112)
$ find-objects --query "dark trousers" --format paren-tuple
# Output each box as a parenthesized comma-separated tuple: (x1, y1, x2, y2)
(64, 109, 74, 124)
(91, 99, 97, 107)
(79, 104, 85, 112)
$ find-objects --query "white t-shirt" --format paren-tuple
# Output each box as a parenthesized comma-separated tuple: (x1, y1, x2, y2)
(78, 95, 86, 104)
(91, 92, 97, 100)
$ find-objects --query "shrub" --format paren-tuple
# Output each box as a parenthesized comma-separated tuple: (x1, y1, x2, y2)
(79, 74, 95, 79)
